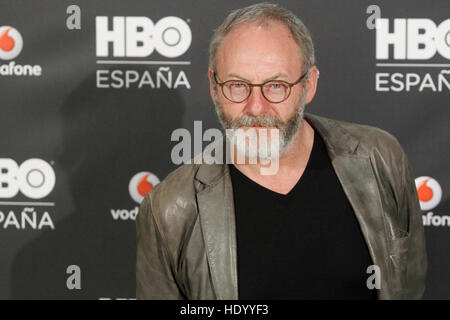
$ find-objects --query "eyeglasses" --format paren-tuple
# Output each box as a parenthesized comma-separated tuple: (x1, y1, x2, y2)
(213, 70, 308, 103)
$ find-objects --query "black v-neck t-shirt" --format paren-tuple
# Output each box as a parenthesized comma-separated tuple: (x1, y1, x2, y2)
(229, 129, 377, 300)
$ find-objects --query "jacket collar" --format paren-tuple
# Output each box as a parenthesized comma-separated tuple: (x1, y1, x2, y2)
(304, 113, 360, 156)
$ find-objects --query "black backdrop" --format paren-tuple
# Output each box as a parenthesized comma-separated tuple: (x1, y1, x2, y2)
(0, 0, 449, 299)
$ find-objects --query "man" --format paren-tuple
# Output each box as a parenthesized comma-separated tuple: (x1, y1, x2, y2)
(136, 3, 427, 299)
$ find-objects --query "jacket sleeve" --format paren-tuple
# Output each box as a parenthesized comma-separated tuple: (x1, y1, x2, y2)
(399, 147, 428, 299)
(136, 193, 185, 299)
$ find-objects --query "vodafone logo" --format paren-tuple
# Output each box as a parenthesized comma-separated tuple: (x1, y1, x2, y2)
(111, 172, 160, 221)
(0, 26, 41, 76)
(0, 26, 23, 60)
(128, 172, 160, 204)
(415, 176, 442, 211)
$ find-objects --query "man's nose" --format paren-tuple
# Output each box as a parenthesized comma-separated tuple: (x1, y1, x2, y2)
(244, 86, 272, 115)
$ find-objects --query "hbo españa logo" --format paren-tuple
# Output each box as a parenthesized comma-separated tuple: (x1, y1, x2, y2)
(96, 16, 192, 58)
(0, 158, 56, 199)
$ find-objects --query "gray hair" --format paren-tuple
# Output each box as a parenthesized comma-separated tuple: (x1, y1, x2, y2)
(208, 2, 315, 74)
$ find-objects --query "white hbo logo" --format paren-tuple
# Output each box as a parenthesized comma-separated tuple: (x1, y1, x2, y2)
(0, 158, 56, 199)
(376, 18, 450, 59)
(0, 26, 23, 60)
(96, 16, 192, 58)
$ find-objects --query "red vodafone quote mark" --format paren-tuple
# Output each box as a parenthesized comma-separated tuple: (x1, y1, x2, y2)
(137, 173, 155, 197)
(417, 178, 433, 202)
(0, 28, 15, 52)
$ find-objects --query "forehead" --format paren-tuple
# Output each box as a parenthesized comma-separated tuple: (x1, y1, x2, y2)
(216, 20, 304, 78)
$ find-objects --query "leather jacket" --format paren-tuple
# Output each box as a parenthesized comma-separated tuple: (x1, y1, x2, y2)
(136, 112, 427, 300)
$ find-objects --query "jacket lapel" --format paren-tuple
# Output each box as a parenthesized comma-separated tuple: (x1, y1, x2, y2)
(196, 163, 238, 299)
(306, 113, 392, 299)
(330, 154, 391, 298)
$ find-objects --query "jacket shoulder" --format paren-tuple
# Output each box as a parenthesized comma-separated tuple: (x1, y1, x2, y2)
(139, 163, 202, 248)
(329, 117, 411, 199)
(145, 163, 201, 216)
(331, 117, 405, 157)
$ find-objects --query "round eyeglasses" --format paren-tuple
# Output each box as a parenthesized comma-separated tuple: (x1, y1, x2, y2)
(213, 70, 308, 103)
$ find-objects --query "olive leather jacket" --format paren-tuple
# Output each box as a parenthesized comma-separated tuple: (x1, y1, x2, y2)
(136, 112, 427, 300)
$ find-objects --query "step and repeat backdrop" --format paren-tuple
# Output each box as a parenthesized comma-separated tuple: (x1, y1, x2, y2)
(0, 0, 449, 299)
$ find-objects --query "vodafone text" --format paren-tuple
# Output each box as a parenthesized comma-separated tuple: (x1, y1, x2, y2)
(110, 207, 138, 221)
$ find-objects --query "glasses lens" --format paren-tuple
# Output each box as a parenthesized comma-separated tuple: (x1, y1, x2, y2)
(262, 81, 290, 102)
(223, 81, 250, 102)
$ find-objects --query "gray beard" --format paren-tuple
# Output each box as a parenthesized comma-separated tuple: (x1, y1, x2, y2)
(213, 90, 306, 158)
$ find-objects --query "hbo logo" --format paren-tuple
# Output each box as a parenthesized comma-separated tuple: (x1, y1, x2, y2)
(96, 16, 192, 58)
(376, 18, 450, 59)
(0, 158, 56, 199)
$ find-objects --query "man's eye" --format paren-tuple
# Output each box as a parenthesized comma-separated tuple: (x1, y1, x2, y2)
(270, 83, 283, 89)
(230, 83, 246, 89)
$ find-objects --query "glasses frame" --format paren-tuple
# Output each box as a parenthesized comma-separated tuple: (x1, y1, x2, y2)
(213, 70, 309, 103)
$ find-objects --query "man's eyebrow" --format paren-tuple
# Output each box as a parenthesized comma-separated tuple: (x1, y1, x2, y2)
(226, 72, 289, 82)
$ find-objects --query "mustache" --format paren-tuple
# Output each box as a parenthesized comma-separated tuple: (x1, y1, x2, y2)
(227, 114, 286, 129)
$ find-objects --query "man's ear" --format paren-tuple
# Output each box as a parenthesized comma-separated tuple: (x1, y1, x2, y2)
(304, 65, 319, 105)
